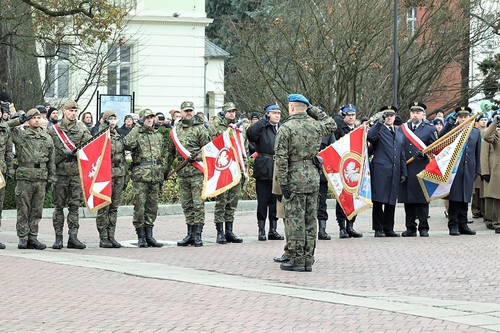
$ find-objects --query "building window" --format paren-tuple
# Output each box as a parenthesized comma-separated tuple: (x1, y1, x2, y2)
(45, 44, 70, 99)
(107, 45, 131, 95)
(407, 7, 417, 37)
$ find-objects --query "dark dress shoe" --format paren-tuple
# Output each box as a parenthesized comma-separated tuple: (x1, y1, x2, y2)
(486, 223, 494, 230)
(472, 212, 483, 218)
(459, 227, 476, 235)
(401, 230, 417, 237)
(374, 230, 385, 237)
(449, 228, 460, 236)
(419, 230, 429, 237)
(384, 230, 400, 237)
(280, 262, 305, 272)
(273, 255, 290, 263)
(467, 220, 474, 224)
(495, 229, 500, 234)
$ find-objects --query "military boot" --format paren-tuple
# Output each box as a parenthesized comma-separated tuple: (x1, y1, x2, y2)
(67, 235, 86, 249)
(144, 226, 163, 247)
(193, 224, 203, 247)
(27, 239, 47, 250)
(257, 220, 266, 241)
(18, 239, 28, 249)
(52, 235, 63, 250)
(136, 227, 148, 248)
(0, 242, 5, 249)
(215, 223, 227, 244)
(225, 222, 243, 243)
(268, 220, 284, 240)
(346, 221, 363, 238)
(99, 238, 113, 248)
(108, 237, 121, 248)
(318, 220, 331, 240)
(177, 224, 194, 246)
(338, 220, 349, 239)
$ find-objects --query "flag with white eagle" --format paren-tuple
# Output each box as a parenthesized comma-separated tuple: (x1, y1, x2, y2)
(201, 129, 241, 199)
(77, 129, 112, 212)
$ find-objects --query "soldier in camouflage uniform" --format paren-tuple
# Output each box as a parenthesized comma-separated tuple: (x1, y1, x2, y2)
(123, 108, 166, 248)
(166, 101, 211, 247)
(7, 108, 56, 249)
(207, 102, 244, 244)
(95, 110, 126, 248)
(0, 109, 13, 249)
(48, 100, 92, 249)
(275, 94, 337, 272)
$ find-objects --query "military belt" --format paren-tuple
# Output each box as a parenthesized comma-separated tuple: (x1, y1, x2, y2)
(258, 153, 274, 159)
(289, 160, 314, 166)
(18, 162, 46, 169)
(138, 160, 160, 166)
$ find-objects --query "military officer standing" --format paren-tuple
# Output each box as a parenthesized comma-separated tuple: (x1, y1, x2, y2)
(440, 106, 481, 235)
(123, 109, 166, 248)
(398, 102, 437, 237)
(166, 101, 211, 247)
(95, 110, 127, 248)
(275, 94, 337, 272)
(48, 100, 92, 249)
(367, 106, 407, 237)
(6, 108, 55, 249)
(208, 102, 244, 244)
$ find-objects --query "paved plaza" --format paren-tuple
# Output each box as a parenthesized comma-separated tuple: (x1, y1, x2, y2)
(0, 201, 499, 332)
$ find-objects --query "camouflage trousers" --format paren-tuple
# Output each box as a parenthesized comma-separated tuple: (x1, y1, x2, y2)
(15, 180, 46, 240)
(96, 176, 125, 238)
(282, 191, 318, 266)
(53, 175, 83, 236)
(132, 181, 159, 228)
(178, 173, 205, 225)
(214, 182, 241, 223)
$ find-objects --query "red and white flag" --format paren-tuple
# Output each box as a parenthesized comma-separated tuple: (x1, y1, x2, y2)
(318, 125, 372, 220)
(228, 125, 248, 178)
(77, 129, 112, 212)
(201, 129, 241, 199)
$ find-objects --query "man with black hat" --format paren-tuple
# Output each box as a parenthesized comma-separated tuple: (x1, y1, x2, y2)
(48, 99, 92, 249)
(167, 101, 211, 247)
(207, 102, 245, 244)
(117, 114, 134, 137)
(439, 106, 481, 236)
(124, 108, 166, 248)
(331, 104, 363, 239)
(247, 103, 283, 241)
(274, 93, 337, 272)
(6, 108, 56, 250)
(46, 107, 59, 128)
(368, 106, 407, 237)
(398, 102, 437, 237)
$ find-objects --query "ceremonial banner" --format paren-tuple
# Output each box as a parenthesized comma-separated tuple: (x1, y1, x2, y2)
(77, 129, 112, 212)
(0, 170, 5, 190)
(201, 130, 241, 199)
(170, 126, 205, 173)
(228, 125, 248, 177)
(318, 125, 372, 220)
(417, 120, 474, 201)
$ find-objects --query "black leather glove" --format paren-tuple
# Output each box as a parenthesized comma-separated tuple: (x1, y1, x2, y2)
(447, 112, 458, 125)
(482, 174, 491, 183)
(187, 155, 197, 163)
(66, 151, 77, 161)
(400, 176, 406, 184)
(415, 150, 427, 159)
(19, 114, 33, 124)
(280, 184, 291, 200)
(495, 115, 500, 124)
(240, 175, 246, 187)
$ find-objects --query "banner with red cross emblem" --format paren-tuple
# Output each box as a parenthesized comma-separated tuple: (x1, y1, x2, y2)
(318, 125, 372, 220)
(201, 129, 242, 199)
(77, 129, 112, 212)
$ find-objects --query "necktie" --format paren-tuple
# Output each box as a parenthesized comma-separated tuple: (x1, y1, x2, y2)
(274, 125, 278, 133)
(412, 125, 417, 132)
(390, 127, 395, 137)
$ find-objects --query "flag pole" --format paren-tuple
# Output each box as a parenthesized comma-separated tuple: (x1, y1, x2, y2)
(55, 126, 111, 166)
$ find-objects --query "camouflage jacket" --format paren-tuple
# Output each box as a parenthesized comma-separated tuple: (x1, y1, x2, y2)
(166, 115, 211, 178)
(275, 108, 337, 193)
(48, 118, 92, 176)
(99, 124, 127, 178)
(123, 123, 167, 182)
(7, 120, 56, 183)
(0, 122, 13, 176)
